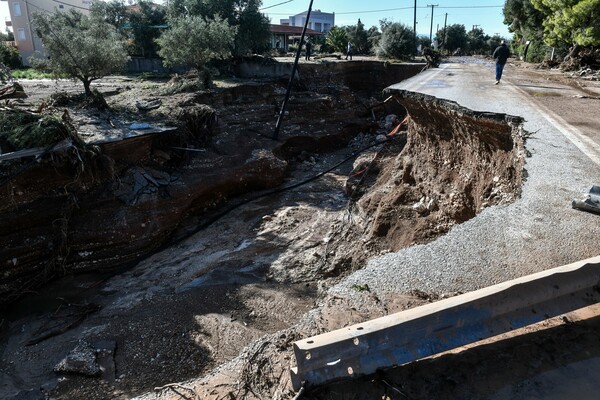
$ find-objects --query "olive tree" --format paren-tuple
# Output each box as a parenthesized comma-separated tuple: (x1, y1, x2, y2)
(31, 10, 129, 96)
(156, 15, 236, 86)
(377, 23, 415, 59)
(166, 0, 268, 56)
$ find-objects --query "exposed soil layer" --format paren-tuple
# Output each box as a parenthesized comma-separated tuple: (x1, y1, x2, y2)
(0, 61, 423, 307)
(0, 59, 526, 400)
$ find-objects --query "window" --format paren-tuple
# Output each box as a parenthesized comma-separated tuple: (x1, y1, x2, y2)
(58, 4, 64, 8)
(17, 28, 25, 41)
(13, 2, 21, 16)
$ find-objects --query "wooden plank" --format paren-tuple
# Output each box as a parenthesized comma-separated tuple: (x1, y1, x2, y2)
(0, 139, 72, 162)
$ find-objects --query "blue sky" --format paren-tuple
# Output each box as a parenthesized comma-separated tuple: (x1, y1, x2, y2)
(262, 0, 511, 38)
(1, 0, 511, 39)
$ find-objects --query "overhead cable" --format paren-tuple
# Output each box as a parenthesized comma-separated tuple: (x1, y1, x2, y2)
(259, 0, 296, 11)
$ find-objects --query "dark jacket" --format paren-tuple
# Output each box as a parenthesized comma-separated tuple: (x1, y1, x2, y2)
(493, 43, 510, 64)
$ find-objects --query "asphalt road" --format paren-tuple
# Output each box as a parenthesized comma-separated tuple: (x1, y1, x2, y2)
(334, 59, 600, 296)
(321, 58, 600, 399)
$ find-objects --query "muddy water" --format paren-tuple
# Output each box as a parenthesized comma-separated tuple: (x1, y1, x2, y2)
(0, 146, 357, 399)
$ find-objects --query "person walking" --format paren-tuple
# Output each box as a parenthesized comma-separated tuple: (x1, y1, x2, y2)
(305, 39, 312, 61)
(492, 40, 510, 84)
(345, 42, 353, 60)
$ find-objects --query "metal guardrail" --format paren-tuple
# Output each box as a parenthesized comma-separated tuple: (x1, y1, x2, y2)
(290, 256, 600, 390)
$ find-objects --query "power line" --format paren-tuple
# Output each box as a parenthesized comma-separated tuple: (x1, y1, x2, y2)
(338, 6, 415, 15)
(259, 0, 296, 12)
(265, 5, 503, 16)
(438, 5, 503, 8)
(265, 6, 415, 16)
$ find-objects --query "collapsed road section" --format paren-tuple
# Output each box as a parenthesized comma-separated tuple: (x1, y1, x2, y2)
(131, 90, 526, 400)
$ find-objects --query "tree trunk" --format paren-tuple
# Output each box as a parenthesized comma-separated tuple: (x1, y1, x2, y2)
(565, 44, 581, 61)
(83, 79, 92, 97)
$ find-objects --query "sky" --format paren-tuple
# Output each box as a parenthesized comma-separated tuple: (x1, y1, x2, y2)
(1, 0, 511, 39)
(261, 0, 511, 38)
(1, 2, 9, 33)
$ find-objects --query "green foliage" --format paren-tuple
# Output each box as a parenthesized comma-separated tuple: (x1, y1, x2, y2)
(436, 24, 468, 53)
(0, 31, 14, 41)
(489, 34, 506, 53)
(503, 0, 546, 42)
(379, 19, 394, 32)
(166, 0, 271, 56)
(352, 283, 370, 292)
(523, 40, 550, 62)
(325, 26, 349, 53)
(367, 26, 382, 51)
(0, 43, 21, 69)
(0, 63, 11, 83)
(0, 109, 81, 151)
(10, 68, 59, 80)
(127, 1, 168, 57)
(90, 0, 128, 31)
(531, 0, 600, 47)
(467, 28, 490, 55)
(377, 23, 415, 59)
(235, 2, 271, 55)
(156, 15, 236, 72)
(346, 19, 370, 54)
(30, 10, 129, 96)
(503, 0, 548, 60)
(91, 0, 167, 57)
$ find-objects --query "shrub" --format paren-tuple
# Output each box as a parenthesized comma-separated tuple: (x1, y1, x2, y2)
(377, 23, 415, 59)
(0, 44, 21, 69)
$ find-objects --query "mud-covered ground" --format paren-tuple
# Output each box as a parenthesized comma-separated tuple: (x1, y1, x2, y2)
(1, 57, 598, 400)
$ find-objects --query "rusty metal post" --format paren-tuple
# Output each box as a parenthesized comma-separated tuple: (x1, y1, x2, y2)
(272, 0, 314, 140)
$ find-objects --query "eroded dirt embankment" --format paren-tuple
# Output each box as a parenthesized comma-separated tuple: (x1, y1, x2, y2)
(159, 91, 527, 400)
(267, 90, 525, 285)
(1, 60, 525, 400)
(0, 61, 423, 306)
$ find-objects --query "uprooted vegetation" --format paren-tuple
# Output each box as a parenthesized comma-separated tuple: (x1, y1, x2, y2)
(0, 60, 526, 400)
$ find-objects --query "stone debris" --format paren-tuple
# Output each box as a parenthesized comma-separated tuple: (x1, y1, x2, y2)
(54, 340, 101, 377)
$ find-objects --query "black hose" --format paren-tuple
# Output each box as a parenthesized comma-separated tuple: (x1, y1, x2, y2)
(188, 139, 387, 235)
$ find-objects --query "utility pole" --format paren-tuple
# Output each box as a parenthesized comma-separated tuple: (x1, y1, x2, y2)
(273, 0, 314, 140)
(428, 4, 438, 43)
(441, 13, 448, 53)
(413, 0, 417, 55)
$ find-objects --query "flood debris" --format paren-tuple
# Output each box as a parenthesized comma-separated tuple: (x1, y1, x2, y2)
(572, 186, 600, 214)
(0, 82, 27, 100)
(0, 107, 83, 154)
(54, 340, 101, 377)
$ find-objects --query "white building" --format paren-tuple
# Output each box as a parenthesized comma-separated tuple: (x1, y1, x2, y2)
(280, 9, 334, 33)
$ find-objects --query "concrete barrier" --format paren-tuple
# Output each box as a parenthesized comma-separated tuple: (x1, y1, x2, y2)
(291, 256, 600, 390)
